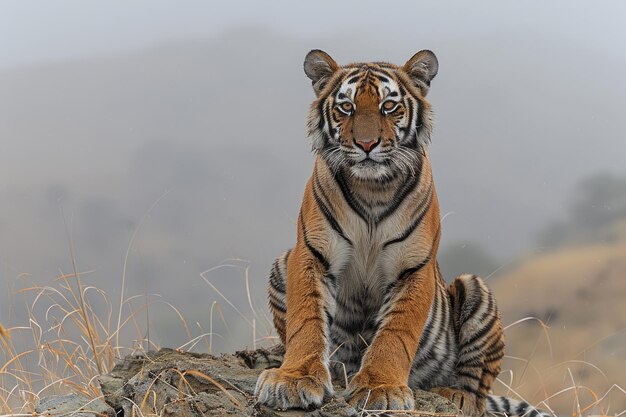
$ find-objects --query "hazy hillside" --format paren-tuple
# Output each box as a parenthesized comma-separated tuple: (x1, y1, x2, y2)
(491, 242, 626, 413)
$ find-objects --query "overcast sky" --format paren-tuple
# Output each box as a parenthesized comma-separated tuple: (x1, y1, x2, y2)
(2, 1, 626, 69)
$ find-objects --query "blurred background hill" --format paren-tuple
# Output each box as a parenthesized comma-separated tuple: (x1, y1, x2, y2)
(1, 1, 625, 414)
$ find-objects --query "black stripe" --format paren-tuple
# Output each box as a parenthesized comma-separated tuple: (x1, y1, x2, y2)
(335, 297, 362, 314)
(313, 172, 353, 245)
(454, 280, 466, 328)
(456, 355, 486, 368)
(415, 289, 440, 356)
(516, 401, 530, 416)
(484, 337, 505, 358)
(334, 171, 369, 223)
(333, 317, 363, 334)
(456, 370, 480, 381)
(407, 130, 419, 149)
(487, 395, 499, 411)
(478, 292, 495, 322)
(325, 272, 337, 286)
(502, 396, 511, 413)
(484, 348, 505, 363)
(269, 297, 286, 313)
(405, 97, 415, 142)
(322, 101, 334, 141)
(367, 68, 395, 85)
(458, 276, 483, 323)
(316, 97, 326, 130)
(396, 225, 440, 285)
(324, 307, 334, 328)
(383, 184, 433, 248)
(458, 314, 498, 351)
(299, 211, 330, 269)
(397, 254, 431, 282)
(416, 98, 427, 143)
(269, 261, 286, 293)
(376, 151, 424, 224)
(459, 384, 485, 398)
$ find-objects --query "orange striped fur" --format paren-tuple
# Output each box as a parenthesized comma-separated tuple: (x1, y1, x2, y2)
(256, 50, 543, 417)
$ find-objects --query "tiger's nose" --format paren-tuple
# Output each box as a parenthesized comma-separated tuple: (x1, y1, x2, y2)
(354, 138, 380, 153)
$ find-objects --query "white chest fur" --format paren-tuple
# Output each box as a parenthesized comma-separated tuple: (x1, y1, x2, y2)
(327, 213, 410, 311)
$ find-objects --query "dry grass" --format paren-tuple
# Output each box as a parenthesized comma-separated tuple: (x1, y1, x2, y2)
(1, 252, 625, 416)
(0, 257, 277, 415)
(0, 270, 148, 413)
(491, 242, 626, 416)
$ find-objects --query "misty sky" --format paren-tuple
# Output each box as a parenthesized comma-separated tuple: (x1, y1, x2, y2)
(3, 1, 626, 69)
(1, 1, 626, 350)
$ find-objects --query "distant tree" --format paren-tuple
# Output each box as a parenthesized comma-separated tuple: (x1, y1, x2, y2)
(537, 173, 626, 247)
(438, 241, 499, 282)
(570, 173, 626, 230)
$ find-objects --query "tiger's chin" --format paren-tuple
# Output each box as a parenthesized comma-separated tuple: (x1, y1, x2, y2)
(349, 160, 395, 181)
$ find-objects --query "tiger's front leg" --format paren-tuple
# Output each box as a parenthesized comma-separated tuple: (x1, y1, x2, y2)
(255, 243, 333, 409)
(345, 261, 437, 411)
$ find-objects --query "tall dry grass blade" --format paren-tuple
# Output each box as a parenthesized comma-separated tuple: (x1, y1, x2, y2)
(518, 312, 554, 390)
(60, 207, 103, 375)
(199, 267, 254, 328)
(567, 367, 583, 417)
(209, 301, 217, 354)
(117, 189, 171, 351)
(144, 282, 150, 352)
(0, 350, 36, 373)
(504, 316, 553, 357)
(139, 370, 164, 410)
(177, 332, 223, 352)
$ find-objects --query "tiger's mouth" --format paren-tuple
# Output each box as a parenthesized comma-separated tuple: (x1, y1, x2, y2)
(343, 145, 421, 180)
(348, 157, 395, 180)
(355, 158, 381, 167)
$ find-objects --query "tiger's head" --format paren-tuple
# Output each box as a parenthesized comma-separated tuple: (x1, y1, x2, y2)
(304, 50, 438, 181)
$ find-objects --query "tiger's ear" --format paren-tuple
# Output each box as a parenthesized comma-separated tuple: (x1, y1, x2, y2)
(403, 50, 439, 92)
(304, 49, 340, 96)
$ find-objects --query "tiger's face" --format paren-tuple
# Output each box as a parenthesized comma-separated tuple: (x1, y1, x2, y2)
(304, 50, 438, 181)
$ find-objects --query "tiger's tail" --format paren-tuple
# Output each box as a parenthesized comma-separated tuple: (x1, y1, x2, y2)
(487, 395, 553, 417)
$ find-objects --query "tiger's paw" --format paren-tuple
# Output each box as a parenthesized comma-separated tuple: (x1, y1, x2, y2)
(346, 374, 414, 411)
(255, 367, 332, 410)
(431, 387, 485, 416)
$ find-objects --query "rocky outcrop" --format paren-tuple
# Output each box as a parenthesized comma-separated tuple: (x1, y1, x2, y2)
(35, 393, 116, 417)
(36, 346, 459, 417)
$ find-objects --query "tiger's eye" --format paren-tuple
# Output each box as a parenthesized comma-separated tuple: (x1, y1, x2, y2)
(340, 102, 354, 113)
(382, 100, 397, 112)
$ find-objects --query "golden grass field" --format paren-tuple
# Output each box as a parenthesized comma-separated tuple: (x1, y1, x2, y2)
(491, 242, 626, 416)
(1, 242, 625, 416)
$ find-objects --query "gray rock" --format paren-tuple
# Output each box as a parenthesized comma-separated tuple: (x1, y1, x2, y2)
(414, 390, 459, 415)
(94, 346, 457, 417)
(35, 393, 116, 417)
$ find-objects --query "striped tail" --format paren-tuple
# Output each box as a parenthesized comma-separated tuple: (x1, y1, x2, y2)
(487, 395, 552, 417)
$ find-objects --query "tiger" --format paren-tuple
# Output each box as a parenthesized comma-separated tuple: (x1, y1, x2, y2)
(255, 49, 551, 417)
